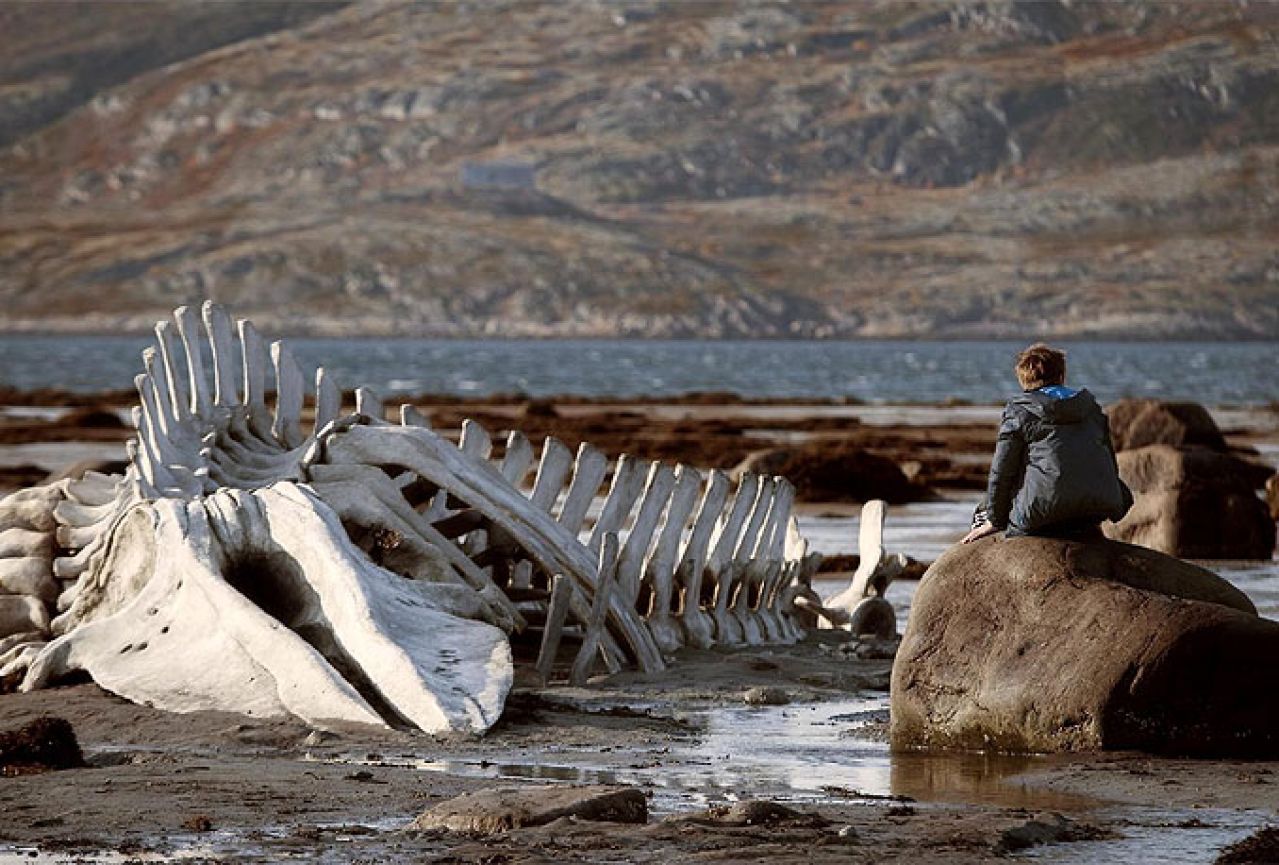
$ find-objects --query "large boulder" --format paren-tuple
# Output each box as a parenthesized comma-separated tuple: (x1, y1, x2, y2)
(1105, 445, 1275, 559)
(892, 536, 1279, 756)
(732, 441, 933, 504)
(1107, 398, 1227, 452)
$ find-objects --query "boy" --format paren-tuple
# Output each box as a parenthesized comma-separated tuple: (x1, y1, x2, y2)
(962, 343, 1132, 544)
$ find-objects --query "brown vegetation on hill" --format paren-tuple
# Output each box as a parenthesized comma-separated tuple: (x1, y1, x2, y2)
(0, 1, 1276, 337)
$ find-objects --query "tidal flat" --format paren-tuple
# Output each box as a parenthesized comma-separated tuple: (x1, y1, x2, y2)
(0, 395, 1276, 863)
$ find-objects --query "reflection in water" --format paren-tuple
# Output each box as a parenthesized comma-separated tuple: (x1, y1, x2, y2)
(350, 699, 1094, 814)
(889, 749, 1096, 811)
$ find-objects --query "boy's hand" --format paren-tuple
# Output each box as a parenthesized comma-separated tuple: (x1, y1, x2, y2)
(961, 521, 999, 544)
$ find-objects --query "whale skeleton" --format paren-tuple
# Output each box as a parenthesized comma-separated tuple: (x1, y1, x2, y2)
(0, 302, 824, 733)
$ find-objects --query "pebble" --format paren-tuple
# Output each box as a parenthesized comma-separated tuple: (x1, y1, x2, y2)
(743, 686, 790, 706)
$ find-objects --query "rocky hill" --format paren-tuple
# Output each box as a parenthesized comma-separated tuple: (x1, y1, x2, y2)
(1, 0, 1276, 338)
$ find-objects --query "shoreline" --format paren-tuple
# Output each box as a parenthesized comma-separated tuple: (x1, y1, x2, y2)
(4, 643, 1279, 863)
(0, 394, 1276, 862)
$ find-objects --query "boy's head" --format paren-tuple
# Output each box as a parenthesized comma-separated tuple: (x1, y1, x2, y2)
(1015, 343, 1066, 390)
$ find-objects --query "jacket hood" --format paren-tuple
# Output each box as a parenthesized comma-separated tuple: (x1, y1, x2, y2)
(1011, 386, 1097, 424)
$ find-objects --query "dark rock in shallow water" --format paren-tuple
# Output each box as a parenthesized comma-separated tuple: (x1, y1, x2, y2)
(411, 785, 647, 834)
(0, 716, 85, 774)
(60, 406, 126, 429)
(993, 813, 1110, 855)
(732, 442, 933, 504)
(1216, 825, 1279, 864)
(892, 536, 1279, 756)
(1107, 445, 1276, 560)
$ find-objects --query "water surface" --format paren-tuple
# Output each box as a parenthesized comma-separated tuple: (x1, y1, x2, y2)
(2, 337, 1276, 406)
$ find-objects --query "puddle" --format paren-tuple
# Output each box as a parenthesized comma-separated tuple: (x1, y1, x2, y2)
(0, 846, 220, 864)
(0, 818, 410, 865)
(1018, 807, 1271, 864)
(326, 697, 1095, 815)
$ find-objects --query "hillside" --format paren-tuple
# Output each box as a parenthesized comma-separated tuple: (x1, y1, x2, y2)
(1, 0, 1277, 338)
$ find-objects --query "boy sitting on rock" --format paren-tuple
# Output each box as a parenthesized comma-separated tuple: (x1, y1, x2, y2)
(963, 343, 1132, 544)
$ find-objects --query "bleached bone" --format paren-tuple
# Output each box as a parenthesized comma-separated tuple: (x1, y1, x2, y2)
(302, 462, 521, 632)
(707, 473, 759, 645)
(729, 476, 777, 645)
(458, 419, 491, 460)
(237, 319, 273, 438)
(641, 464, 702, 654)
(203, 301, 239, 409)
(319, 423, 660, 673)
(616, 462, 676, 605)
(271, 341, 305, 448)
(571, 533, 619, 686)
(154, 320, 191, 425)
(315, 369, 343, 434)
(400, 403, 430, 429)
(529, 437, 573, 512)
(536, 573, 573, 684)
(19, 488, 511, 732)
(557, 443, 608, 533)
(588, 454, 645, 552)
(2, 301, 823, 733)
(355, 386, 383, 422)
(499, 431, 534, 485)
(818, 499, 906, 638)
(508, 436, 574, 589)
(0, 303, 532, 734)
(175, 305, 212, 419)
(753, 480, 796, 644)
(675, 469, 731, 649)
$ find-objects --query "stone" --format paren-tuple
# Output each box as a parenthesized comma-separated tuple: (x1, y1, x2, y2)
(993, 814, 1107, 855)
(675, 800, 819, 827)
(1106, 445, 1275, 559)
(743, 685, 790, 706)
(60, 406, 126, 429)
(0, 716, 85, 774)
(732, 443, 932, 505)
(1107, 398, 1227, 452)
(892, 535, 1279, 756)
(1217, 826, 1279, 864)
(846, 597, 897, 639)
(411, 785, 647, 834)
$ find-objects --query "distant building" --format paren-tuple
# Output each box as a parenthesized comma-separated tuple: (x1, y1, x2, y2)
(460, 160, 538, 191)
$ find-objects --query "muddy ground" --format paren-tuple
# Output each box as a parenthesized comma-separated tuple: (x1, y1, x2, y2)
(3, 640, 1279, 863)
(1, 394, 1278, 862)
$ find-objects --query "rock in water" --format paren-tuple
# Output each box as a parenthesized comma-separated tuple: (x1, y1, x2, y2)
(411, 785, 647, 834)
(891, 536, 1279, 756)
(731, 442, 932, 504)
(1106, 445, 1275, 559)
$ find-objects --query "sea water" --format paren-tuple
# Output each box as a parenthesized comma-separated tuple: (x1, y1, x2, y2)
(1, 336, 1276, 406)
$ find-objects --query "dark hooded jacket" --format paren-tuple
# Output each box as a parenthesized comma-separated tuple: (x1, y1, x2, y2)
(984, 386, 1133, 536)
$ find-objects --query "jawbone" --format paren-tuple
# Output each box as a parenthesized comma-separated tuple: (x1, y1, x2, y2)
(24, 483, 511, 734)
